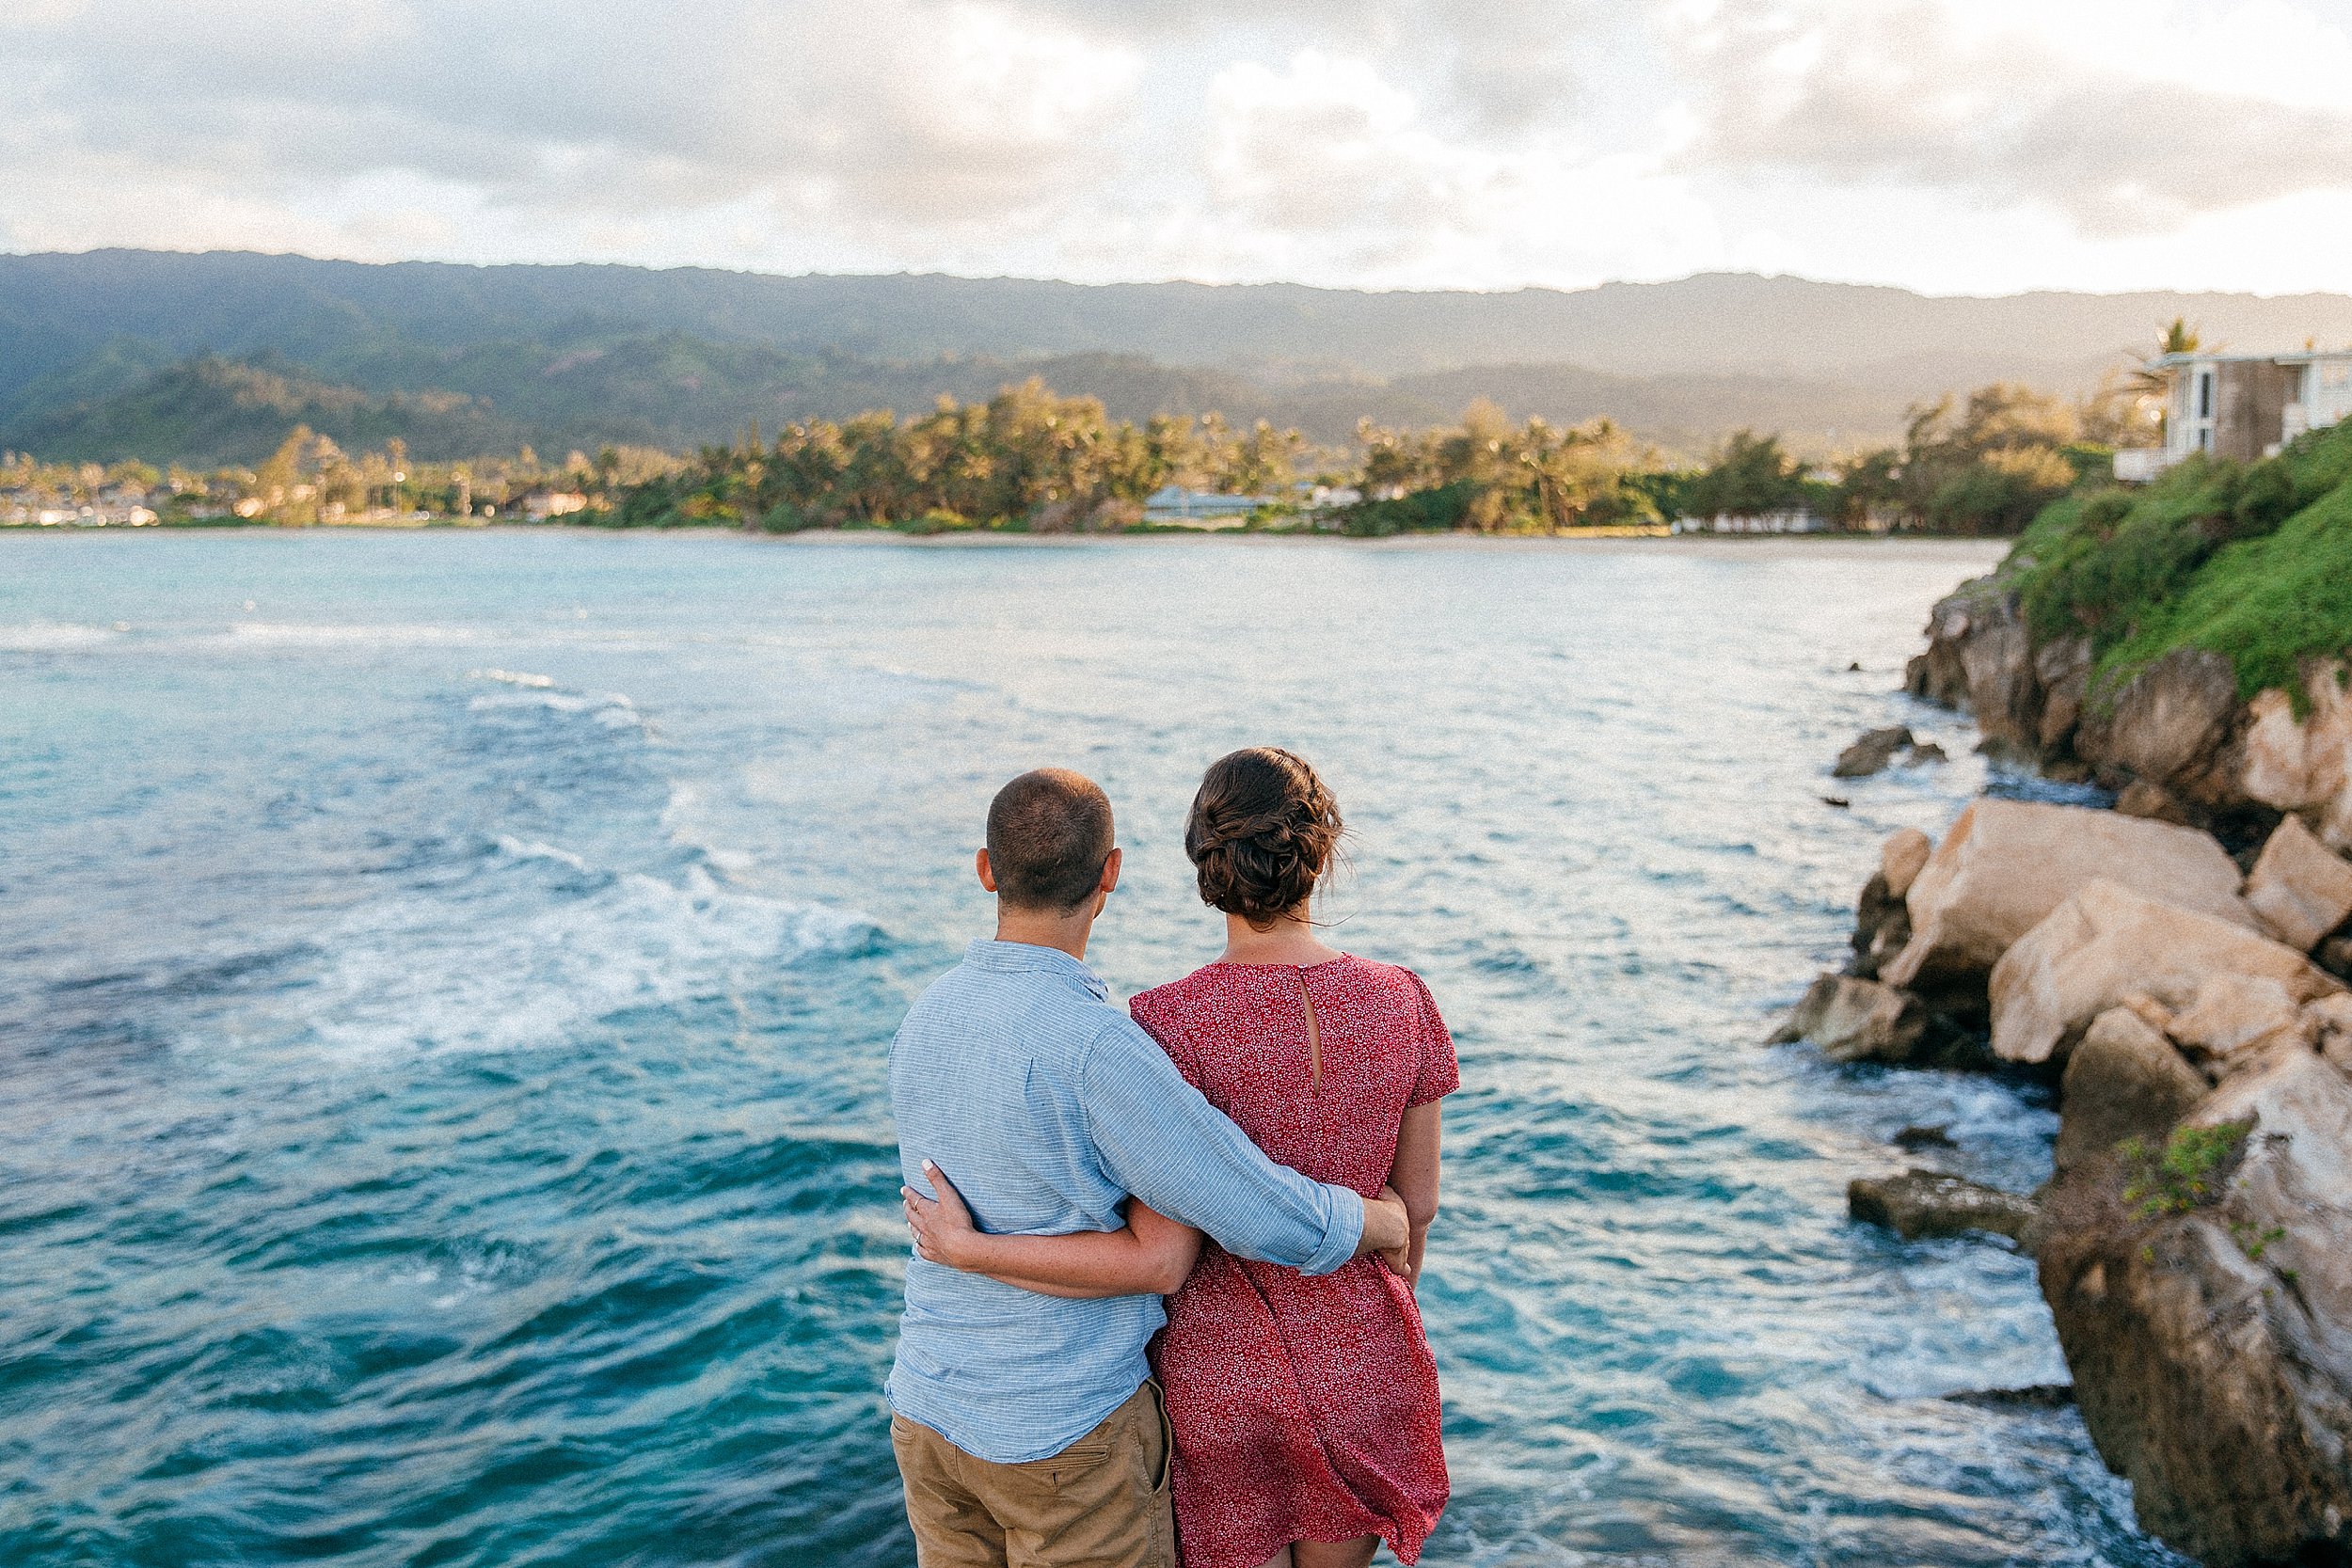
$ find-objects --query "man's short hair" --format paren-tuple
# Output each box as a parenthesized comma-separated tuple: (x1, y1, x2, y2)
(986, 769, 1115, 912)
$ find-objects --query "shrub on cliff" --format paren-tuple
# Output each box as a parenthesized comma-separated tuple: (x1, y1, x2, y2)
(2108, 481, 2352, 704)
(2006, 419, 2352, 703)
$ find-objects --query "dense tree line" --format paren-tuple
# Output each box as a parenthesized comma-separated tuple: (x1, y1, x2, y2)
(10, 370, 2159, 538)
(1664, 382, 2129, 536)
(2, 431, 671, 525)
(1347, 401, 1661, 533)
(613, 380, 1315, 531)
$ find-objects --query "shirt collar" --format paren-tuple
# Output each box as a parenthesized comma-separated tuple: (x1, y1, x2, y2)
(963, 939, 1111, 1002)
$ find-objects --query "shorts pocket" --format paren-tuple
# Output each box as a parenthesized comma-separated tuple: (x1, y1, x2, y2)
(1145, 1379, 1173, 1496)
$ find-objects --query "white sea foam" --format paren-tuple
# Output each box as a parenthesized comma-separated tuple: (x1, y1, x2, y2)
(468, 668, 555, 689)
(0, 622, 115, 651)
(466, 687, 642, 728)
(657, 782, 757, 879)
(492, 834, 593, 873)
(228, 622, 480, 646)
(298, 864, 876, 1056)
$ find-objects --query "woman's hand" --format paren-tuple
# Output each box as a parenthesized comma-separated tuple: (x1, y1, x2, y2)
(903, 1160, 987, 1270)
(1375, 1183, 1416, 1285)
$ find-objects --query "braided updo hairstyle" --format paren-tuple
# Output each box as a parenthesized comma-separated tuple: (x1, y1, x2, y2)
(1184, 747, 1343, 930)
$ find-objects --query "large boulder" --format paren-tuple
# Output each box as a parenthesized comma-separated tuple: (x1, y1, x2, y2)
(2239, 660, 2352, 851)
(2312, 994, 2352, 1074)
(1850, 831, 1931, 981)
(2074, 646, 2242, 802)
(1850, 1170, 2036, 1241)
(1881, 828, 1932, 898)
(2035, 635, 2094, 754)
(1883, 800, 2256, 993)
(2169, 972, 2317, 1067)
(1835, 727, 1902, 779)
(2246, 814, 2352, 952)
(1906, 586, 2043, 752)
(1835, 726, 1915, 778)
(2054, 1007, 2210, 1175)
(1987, 880, 2343, 1066)
(1850, 873, 1910, 981)
(2039, 1049, 2352, 1566)
(1907, 589, 1987, 708)
(1956, 595, 2042, 753)
(2114, 778, 2196, 826)
(1769, 974, 1926, 1064)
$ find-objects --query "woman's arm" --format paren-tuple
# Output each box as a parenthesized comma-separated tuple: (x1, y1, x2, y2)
(1387, 1101, 1441, 1288)
(902, 1161, 1203, 1299)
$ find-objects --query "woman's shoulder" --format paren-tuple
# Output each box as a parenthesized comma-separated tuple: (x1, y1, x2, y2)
(1330, 954, 1436, 1003)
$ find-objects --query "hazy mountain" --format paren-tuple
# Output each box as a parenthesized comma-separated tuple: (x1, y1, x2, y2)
(8, 249, 2352, 465)
(8, 354, 524, 468)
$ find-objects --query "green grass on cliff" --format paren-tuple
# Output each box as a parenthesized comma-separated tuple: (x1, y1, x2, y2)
(2005, 420, 2352, 705)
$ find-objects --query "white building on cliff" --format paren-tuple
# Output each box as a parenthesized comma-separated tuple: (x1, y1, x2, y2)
(2118, 348, 2352, 480)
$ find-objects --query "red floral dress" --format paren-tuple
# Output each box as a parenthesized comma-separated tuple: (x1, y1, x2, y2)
(1129, 956, 1456, 1568)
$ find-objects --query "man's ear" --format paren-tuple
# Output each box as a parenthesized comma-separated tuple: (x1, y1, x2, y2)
(976, 847, 999, 894)
(1098, 847, 1122, 895)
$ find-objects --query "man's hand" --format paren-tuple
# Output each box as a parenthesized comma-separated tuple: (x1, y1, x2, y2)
(903, 1160, 987, 1269)
(1355, 1184, 1410, 1268)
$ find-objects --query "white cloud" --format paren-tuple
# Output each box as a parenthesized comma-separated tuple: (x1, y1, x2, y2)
(1206, 53, 1441, 233)
(1179, 51, 1718, 284)
(1677, 0, 2352, 236)
(3, 0, 2352, 293)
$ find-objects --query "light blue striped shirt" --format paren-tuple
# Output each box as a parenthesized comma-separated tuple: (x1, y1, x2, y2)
(886, 939, 1366, 1464)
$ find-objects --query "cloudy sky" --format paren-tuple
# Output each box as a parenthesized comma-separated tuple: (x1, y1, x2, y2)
(8, 0, 2352, 295)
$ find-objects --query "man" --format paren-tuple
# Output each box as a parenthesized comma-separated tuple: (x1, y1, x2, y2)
(887, 768, 1410, 1568)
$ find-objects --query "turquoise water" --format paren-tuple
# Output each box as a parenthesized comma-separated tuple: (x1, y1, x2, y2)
(0, 531, 2183, 1567)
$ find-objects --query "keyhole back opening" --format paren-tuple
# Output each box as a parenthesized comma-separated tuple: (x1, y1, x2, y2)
(1297, 968, 1323, 1090)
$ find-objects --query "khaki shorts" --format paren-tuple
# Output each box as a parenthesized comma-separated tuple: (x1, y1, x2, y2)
(891, 1380, 1176, 1568)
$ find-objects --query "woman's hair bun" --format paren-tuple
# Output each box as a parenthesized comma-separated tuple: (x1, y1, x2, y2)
(1184, 747, 1343, 929)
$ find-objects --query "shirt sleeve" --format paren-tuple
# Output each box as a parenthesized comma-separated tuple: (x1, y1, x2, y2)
(1406, 970, 1460, 1106)
(1075, 1018, 1364, 1276)
(1128, 994, 1203, 1092)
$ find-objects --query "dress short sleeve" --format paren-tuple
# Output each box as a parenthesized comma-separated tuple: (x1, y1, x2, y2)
(1404, 970, 1458, 1106)
(1128, 989, 1204, 1091)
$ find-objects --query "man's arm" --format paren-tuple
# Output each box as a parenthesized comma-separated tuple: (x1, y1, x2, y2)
(904, 1168, 1201, 1298)
(1075, 1020, 1406, 1275)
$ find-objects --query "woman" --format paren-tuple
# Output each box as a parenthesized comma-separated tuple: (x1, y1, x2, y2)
(905, 747, 1454, 1568)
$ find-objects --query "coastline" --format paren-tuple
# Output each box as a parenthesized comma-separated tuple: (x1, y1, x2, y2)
(1790, 559, 2352, 1568)
(1, 522, 2008, 561)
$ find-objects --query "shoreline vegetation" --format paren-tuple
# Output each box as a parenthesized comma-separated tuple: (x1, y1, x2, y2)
(1784, 416, 2352, 1564)
(6, 369, 2145, 541)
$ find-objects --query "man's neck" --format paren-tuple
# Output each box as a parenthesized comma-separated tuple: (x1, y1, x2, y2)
(993, 906, 1097, 961)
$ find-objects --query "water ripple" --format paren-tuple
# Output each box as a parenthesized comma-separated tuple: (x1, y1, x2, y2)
(0, 532, 2186, 1567)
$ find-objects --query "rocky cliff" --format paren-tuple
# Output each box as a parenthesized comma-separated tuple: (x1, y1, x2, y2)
(1789, 418, 2352, 1562)
(1793, 567, 2352, 1562)
(1906, 581, 2352, 866)
(1801, 792, 2352, 1564)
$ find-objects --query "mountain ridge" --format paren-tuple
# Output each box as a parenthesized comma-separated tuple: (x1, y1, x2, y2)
(10, 250, 2352, 466)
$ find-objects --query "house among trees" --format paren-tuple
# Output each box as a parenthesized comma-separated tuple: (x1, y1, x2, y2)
(1142, 484, 1273, 524)
(2119, 347, 2352, 479)
(1670, 508, 1829, 535)
(521, 489, 590, 521)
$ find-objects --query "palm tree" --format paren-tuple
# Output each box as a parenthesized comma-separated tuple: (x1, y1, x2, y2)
(2121, 319, 2212, 446)
(2126, 317, 2203, 397)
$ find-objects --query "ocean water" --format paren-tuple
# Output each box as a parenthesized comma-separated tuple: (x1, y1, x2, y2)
(0, 530, 2186, 1568)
